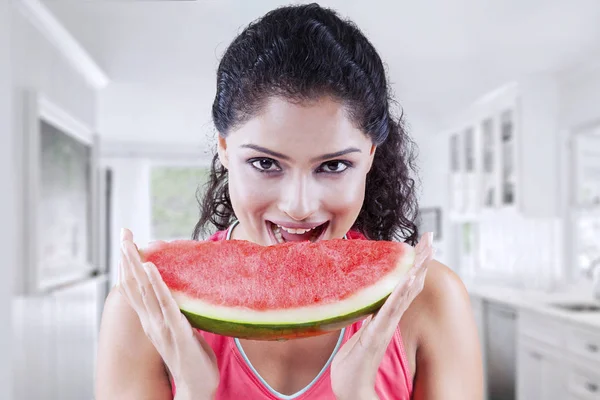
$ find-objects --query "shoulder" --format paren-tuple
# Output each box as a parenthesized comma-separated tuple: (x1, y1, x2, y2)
(421, 259, 470, 308)
(406, 259, 484, 397)
(412, 259, 473, 335)
(95, 287, 172, 399)
(98, 287, 168, 366)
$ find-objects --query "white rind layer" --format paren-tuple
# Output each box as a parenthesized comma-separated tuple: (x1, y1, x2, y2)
(173, 249, 415, 325)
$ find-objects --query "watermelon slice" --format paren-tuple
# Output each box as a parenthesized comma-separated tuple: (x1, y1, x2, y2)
(140, 238, 415, 340)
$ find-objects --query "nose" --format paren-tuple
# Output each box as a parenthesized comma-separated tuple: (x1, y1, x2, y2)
(278, 173, 319, 221)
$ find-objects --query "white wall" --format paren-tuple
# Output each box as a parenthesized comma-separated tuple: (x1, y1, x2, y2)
(1, 0, 15, 397)
(9, 3, 99, 398)
(98, 82, 214, 145)
(11, 7, 97, 129)
(559, 62, 600, 130)
(415, 134, 452, 266)
(104, 158, 152, 287)
(10, 5, 98, 293)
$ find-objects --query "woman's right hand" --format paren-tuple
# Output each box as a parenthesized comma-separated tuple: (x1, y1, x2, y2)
(118, 228, 219, 400)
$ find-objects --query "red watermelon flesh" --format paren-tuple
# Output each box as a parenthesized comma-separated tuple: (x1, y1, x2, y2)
(140, 238, 415, 340)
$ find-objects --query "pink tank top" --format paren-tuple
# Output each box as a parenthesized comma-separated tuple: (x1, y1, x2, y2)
(171, 225, 414, 399)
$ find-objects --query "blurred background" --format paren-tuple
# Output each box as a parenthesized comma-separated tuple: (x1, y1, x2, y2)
(1, 0, 600, 399)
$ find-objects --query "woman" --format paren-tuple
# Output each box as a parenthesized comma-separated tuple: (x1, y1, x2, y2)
(96, 3, 483, 399)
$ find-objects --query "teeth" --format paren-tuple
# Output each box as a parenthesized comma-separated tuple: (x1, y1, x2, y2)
(271, 222, 325, 244)
(273, 226, 285, 244)
(277, 225, 314, 235)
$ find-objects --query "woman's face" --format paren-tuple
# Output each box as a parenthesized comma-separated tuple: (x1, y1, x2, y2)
(218, 96, 375, 246)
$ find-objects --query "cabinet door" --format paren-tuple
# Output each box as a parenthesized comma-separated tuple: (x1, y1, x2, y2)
(53, 278, 102, 400)
(566, 360, 600, 400)
(517, 341, 542, 400)
(517, 338, 564, 400)
(539, 351, 565, 400)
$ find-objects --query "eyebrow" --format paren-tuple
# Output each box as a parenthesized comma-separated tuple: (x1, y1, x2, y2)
(240, 144, 290, 160)
(240, 144, 362, 162)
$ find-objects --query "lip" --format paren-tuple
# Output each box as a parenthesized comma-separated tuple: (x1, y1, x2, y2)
(265, 220, 329, 245)
(268, 220, 328, 230)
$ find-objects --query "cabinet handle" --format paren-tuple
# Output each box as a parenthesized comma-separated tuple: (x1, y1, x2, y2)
(529, 351, 542, 360)
(491, 308, 517, 319)
(585, 382, 598, 393)
(586, 343, 599, 353)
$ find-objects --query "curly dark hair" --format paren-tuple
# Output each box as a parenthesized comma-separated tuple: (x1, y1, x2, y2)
(193, 3, 420, 245)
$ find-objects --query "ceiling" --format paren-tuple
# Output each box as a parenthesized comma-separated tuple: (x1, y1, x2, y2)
(43, 0, 600, 144)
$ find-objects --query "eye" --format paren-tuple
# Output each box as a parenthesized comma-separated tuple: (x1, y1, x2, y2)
(250, 158, 281, 173)
(318, 160, 350, 174)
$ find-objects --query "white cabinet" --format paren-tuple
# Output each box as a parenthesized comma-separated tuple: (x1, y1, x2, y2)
(516, 310, 600, 400)
(12, 276, 105, 399)
(470, 296, 600, 400)
(516, 339, 543, 400)
(517, 337, 564, 400)
(447, 75, 561, 220)
(566, 361, 600, 399)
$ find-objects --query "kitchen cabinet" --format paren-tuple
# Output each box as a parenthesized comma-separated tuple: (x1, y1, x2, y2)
(566, 360, 600, 399)
(447, 75, 561, 220)
(12, 275, 105, 399)
(516, 310, 600, 400)
(469, 293, 600, 400)
(517, 337, 564, 400)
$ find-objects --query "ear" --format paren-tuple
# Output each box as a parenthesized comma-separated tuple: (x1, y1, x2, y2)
(368, 144, 376, 170)
(217, 135, 229, 169)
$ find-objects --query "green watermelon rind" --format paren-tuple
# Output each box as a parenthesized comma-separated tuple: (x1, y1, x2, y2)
(180, 294, 388, 340)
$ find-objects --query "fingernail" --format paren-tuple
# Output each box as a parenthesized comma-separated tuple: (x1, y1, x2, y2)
(120, 228, 125, 241)
(428, 232, 434, 244)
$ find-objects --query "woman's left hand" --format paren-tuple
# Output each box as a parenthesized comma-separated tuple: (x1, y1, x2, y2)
(330, 232, 434, 400)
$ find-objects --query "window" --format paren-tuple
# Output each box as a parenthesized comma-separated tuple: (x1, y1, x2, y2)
(150, 165, 211, 241)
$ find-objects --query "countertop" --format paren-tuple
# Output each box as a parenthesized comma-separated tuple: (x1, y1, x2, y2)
(465, 280, 600, 331)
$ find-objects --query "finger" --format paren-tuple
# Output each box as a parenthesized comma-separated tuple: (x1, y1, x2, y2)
(121, 227, 133, 242)
(338, 315, 374, 355)
(122, 238, 151, 294)
(120, 246, 145, 312)
(366, 275, 414, 343)
(349, 235, 434, 355)
(409, 232, 434, 276)
(415, 232, 433, 261)
(122, 240, 168, 335)
(136, 260, 164, 324)
(121, 227, 140, 256)
(365, 245, 434, 346)
(117, 259, 128, 298)
(119, 258, 124, 286)
(145, 262, 183, 328)
(194, 330, 218, 366)
(122, 228, 140, 254)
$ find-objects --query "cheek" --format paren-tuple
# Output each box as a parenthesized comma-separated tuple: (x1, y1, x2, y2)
(228, 163, 275, 215)
(322, 171, 367, 227)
